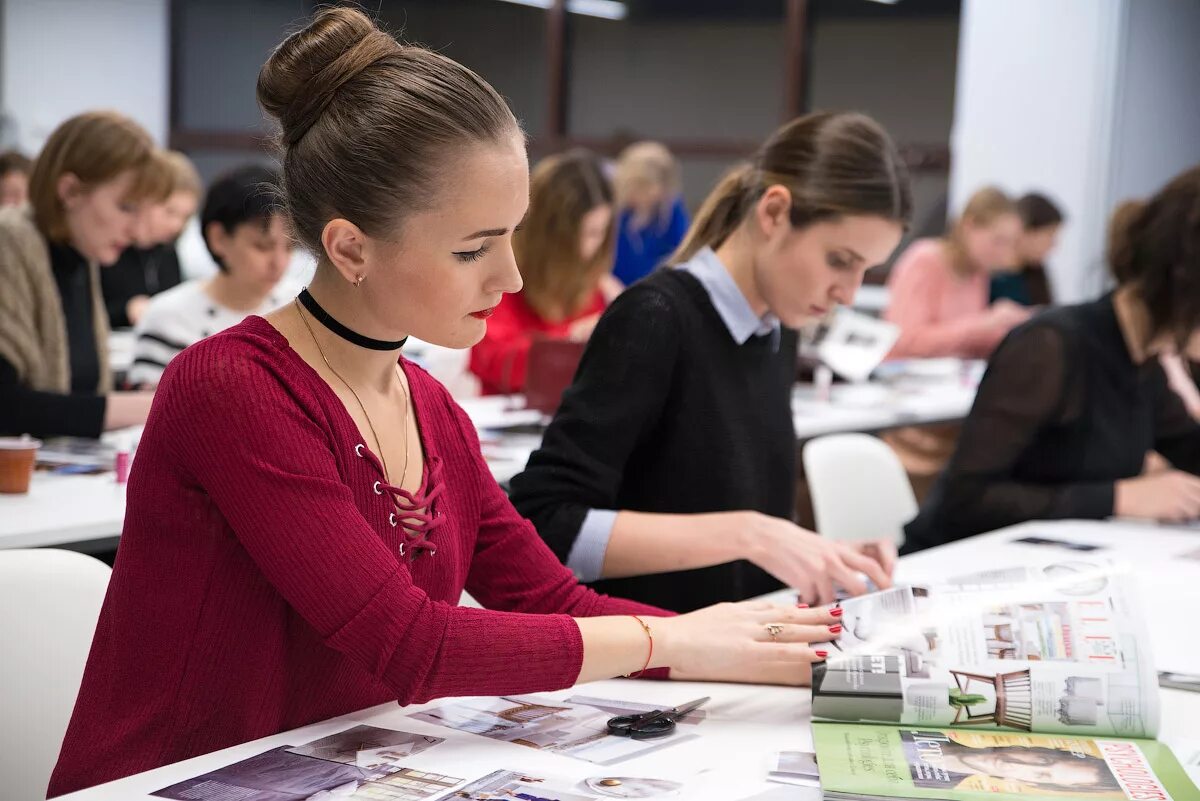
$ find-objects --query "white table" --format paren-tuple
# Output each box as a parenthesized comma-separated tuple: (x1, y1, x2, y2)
(55, 519, 1200, 800)
(0, 472, 126, 550)
(0, 400, 543, 551)
(792, 358, 981, 441)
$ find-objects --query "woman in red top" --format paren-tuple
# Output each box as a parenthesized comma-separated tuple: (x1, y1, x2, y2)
(470, 150, 616, 394)
(48, 9, 840, 796)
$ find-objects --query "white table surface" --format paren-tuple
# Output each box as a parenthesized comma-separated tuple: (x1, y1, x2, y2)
(1, 366, 978, 551)
(55, 519, 1200, 800)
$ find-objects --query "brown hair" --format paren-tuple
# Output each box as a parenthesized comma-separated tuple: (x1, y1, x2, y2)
(0, 150, 32, 177)
(28, 110, 166, 243)
(1107, 166, 1200, 348)
(515, 150, 615, 320)
(156, 150, 203, 198)
(944, 186, 1018, 276)
(671, 111, 912, 264)
(256, 6, 520, 257)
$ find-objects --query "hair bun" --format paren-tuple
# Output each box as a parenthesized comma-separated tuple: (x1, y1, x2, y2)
(257, 7, 400, 145)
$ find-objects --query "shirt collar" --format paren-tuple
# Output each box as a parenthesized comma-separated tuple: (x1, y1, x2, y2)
(678, 246, 781, 349)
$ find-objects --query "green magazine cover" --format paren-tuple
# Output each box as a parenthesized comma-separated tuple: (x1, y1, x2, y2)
(811, 724, 1198, 800)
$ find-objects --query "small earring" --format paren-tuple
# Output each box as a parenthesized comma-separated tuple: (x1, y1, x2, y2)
(354, 275, 364, 288)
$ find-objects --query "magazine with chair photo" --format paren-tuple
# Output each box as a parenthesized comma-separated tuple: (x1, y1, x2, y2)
(807, 558, 1199, 800)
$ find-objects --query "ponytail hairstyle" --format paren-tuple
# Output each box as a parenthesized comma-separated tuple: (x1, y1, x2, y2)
(1107, 165, 1200, 350)
(515, 149, 615, 320)
(256, 6, 520, 258)
(943, 186, 1018, 276)
(670, 111, 911, 264)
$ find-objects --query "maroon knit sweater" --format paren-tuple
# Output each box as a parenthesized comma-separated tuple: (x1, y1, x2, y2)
(49, 316, 669, 797)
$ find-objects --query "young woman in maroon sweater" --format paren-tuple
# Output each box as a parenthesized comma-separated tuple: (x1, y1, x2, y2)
(48, 9, 841, 796)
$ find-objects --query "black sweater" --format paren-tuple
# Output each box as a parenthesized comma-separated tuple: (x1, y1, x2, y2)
(509, 268, 798, 612)
(101, 243, 183, 328)
(904, 294, 1200, 553)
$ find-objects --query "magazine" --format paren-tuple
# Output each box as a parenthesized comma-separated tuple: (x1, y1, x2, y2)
(410, 694, 704, 766)
(153, 727, 461, 801)
(808, 558, 1200, 799)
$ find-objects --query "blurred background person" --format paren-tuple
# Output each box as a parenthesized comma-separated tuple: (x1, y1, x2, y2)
(469, 149, 615, 395)
(129, 164, 292, 387)
(611, 141, 689, 288)
(0, 149, 32, 207)
(990, 191, 1064, 307)
(102, 149, 202, 327)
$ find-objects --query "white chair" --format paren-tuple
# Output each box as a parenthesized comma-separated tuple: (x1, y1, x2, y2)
(803, 433, 918, 546)
(0, 549, 111, 801)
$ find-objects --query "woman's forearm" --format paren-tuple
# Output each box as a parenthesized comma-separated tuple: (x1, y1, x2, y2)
(600, 509, 753, 579)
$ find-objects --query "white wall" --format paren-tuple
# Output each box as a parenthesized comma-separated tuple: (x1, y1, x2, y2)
(1107, 0, 1200, 207)
(950, 0, 1125, 303)
(0, 0, 169, 153)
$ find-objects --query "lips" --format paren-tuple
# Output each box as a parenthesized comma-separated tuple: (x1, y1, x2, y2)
(470, 307, 497, 320)
(809, 305, 830, 317)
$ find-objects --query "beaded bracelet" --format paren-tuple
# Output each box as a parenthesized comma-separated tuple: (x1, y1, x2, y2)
(625, 615, 654, 678)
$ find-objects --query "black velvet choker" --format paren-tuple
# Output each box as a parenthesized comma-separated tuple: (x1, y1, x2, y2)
(297, 289, 407, 351)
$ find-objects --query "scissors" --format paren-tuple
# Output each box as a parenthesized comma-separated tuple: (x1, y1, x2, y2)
(606, 696, 710, 740)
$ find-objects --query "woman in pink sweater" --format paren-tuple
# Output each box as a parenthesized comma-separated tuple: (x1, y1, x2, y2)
(48, 9, 842, 796)
(885, 187, 1031, 359)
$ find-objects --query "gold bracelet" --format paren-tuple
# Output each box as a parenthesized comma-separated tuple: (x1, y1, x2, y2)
(625, 615, 653, 678)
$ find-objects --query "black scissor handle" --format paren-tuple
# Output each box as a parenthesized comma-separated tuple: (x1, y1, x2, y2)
(607, 711, 674, 739)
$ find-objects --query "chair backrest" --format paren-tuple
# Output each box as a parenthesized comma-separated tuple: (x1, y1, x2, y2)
(524, 337, 586, 416)
(0, 549, 111, 801)
(802, 433, 918, 545)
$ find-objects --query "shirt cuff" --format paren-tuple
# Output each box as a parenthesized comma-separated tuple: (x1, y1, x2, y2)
(566, 509, 617, 583)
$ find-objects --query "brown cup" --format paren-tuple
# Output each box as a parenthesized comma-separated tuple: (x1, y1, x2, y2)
(0, 437, 41, 494)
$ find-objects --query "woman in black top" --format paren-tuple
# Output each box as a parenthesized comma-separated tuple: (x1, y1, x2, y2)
(904, 166, 1200, 553)
(510, 112, 913, 612)
(102, 150, 201, 328)
(0, 111, 162, 439)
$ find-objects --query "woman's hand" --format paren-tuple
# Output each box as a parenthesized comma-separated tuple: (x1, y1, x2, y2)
(1116, 470, 1200, 522)
(656, 600, 842, 686)
(738, 512, 895, 604)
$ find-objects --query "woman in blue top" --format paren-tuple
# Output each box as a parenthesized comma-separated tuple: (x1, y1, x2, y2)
(611, 141, 689, 287)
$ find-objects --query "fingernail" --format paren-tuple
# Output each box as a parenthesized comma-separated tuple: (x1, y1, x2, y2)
(814, 650, 828, 659)
(796, 603, 809, 608)
(828, 624, 842, 633)
(830, 608, 844, 617)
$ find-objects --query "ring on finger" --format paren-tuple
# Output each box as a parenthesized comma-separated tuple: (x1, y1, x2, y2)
(764, 623, 784, 642)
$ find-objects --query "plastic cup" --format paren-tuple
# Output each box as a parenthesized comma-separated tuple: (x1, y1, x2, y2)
(0, 436, 41, 494)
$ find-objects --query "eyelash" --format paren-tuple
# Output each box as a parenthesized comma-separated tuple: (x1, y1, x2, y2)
(454, 243, 492, 263)
(827, 253, 851, 270)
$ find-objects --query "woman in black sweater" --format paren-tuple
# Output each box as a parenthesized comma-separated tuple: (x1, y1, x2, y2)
(0, 111, 162, 439)
(509, 112, 913, 612)
(903, 166, 1200, 553)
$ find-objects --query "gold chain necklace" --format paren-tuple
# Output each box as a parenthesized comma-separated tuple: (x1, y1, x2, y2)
(294, 298, 410, 488)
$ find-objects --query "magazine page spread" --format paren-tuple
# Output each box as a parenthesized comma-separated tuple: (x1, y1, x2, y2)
(811, 724, 1197, 801)
(811, 558, 1160, 739)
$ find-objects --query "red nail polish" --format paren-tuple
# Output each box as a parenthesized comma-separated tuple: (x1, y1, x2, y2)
(830, 608, 844, 617)
(828, 624, 842, 633)
(814, 650, 828, 659)
(796, 603, 809, 608)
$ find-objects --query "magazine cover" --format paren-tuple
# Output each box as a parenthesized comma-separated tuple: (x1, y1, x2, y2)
(811, 559, 1161, 738)
(811, 725, 1198, 800)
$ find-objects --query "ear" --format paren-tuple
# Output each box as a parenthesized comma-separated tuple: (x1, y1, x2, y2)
(321, 218, 369, 286)
(205, 221, 232, 260)
(753, 184, 793, 239)
(56, 172, 84, 208)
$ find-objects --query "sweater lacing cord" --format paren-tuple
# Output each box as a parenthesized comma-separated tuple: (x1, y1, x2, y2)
(356, 444, 444, 560)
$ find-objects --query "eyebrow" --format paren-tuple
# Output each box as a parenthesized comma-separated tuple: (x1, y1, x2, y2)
(462, 227, 510, 241)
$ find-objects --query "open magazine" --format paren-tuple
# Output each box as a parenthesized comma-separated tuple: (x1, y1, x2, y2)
(809, 558, 1199, 800)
